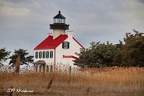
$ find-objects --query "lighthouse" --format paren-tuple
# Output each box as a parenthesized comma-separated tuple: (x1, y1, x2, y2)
(50, 11, 69, 39)
(34, 11, 84, 69)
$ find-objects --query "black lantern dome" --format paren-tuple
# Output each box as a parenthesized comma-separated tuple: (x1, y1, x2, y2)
(54, 11, 65, 23)
(50, 11, 69, 30)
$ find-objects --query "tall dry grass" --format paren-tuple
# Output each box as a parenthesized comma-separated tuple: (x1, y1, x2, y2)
(0, 67, 144, 96)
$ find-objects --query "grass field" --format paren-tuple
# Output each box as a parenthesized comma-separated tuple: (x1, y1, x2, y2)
(0, 67, 144, 96)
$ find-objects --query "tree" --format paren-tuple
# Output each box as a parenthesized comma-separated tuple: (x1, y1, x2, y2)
(9, 49, 33, 67)
(114, 29, 144, 67)
(0, 48, 10, 63)
(74, 41, 118, 68)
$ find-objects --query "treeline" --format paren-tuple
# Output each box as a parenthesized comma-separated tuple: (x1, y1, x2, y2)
(0, 49, 33, 67)
(74, 29, 144, 68)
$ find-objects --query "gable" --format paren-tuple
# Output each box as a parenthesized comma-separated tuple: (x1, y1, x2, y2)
(73, 37, 85, 49)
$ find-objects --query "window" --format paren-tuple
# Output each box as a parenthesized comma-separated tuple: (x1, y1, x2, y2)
(39, 51, 42, 58)
(57, 19, 61, 23)
(61, 19, 65, 23)
(50, 51, 53, 58)
(62, 41, 70, 49)
(54, 18, 65, 23)
(35, 52, 38, 59)
(54, 19, 56, 23)
(43, 51, 45, 58)
(46, 51, 49, 58)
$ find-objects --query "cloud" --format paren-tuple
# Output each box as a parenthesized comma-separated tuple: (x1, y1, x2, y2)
(0, 0, 144, 55)
(67, 0, 144, 48)
(0, 1, 31, 17)
(138, 0, 144, 4)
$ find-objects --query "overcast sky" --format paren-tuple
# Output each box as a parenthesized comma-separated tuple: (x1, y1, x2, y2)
(0, 0, 144, 56)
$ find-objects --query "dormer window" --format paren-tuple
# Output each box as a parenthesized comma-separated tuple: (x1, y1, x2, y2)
(62, 41, 70, 49)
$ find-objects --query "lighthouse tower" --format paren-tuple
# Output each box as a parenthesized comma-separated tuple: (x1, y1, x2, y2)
(34, 11, 84, 69)
(50, 11, 69, 39)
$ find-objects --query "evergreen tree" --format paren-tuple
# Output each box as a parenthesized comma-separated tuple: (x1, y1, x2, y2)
(114, 29, 144, 67)
(0, 48, 10, 63)
(74, 42, 118, 68)
(74, 29, 144, 68)
(9, 49, 33, 67)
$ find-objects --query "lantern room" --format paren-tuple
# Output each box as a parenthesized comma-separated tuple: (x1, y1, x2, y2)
(53, 11, 66, 23)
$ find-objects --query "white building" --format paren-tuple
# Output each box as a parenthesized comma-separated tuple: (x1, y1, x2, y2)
(34, 11, 84, 69)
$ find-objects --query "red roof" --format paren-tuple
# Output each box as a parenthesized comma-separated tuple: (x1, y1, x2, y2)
(34, 35, 68, 50)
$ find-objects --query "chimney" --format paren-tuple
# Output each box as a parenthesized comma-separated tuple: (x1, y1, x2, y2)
(48, 33, 52, 36)
(67, 31, 73, 38)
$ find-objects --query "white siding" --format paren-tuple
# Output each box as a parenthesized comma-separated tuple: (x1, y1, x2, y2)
(34, 49, 54, 65)
(55, 35, 82, 67)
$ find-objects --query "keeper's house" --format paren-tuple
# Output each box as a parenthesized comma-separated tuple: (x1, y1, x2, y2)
(34, 11, 84, 68)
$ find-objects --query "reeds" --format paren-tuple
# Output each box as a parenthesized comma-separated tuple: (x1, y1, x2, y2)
(0, 67, 144, 96)
(47, 78, 53, 89)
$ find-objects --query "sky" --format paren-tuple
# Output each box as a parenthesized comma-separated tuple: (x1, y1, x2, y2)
(0, 0, 144, 56)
